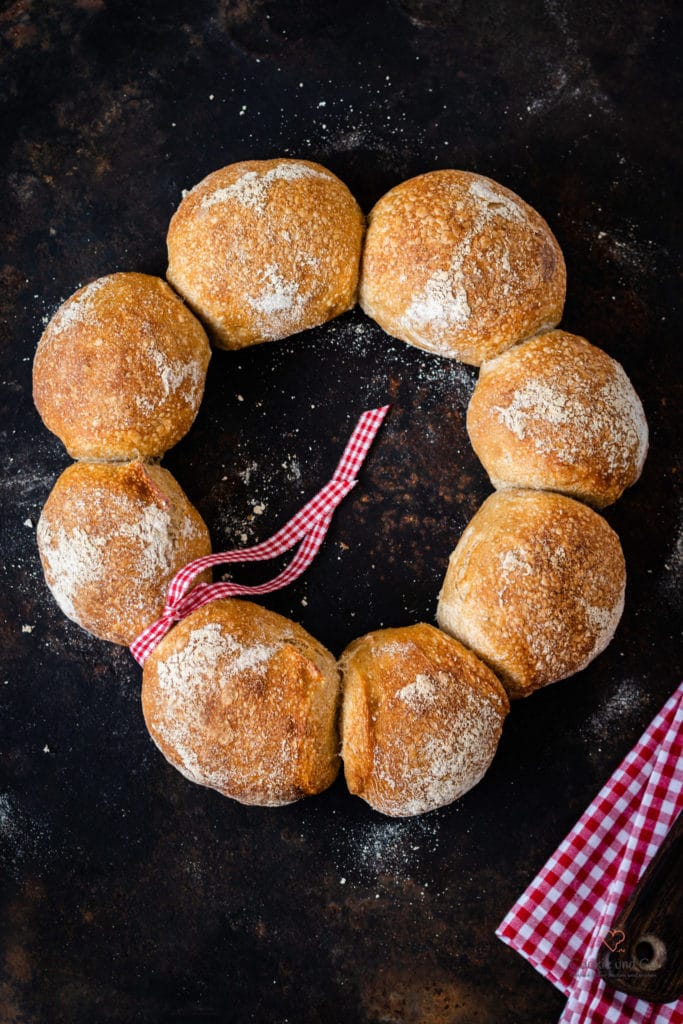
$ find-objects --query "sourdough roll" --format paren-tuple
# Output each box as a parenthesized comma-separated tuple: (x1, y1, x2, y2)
(437, 490, 626, 698)
(33, 272, 211, 460)
(340, 623, 509, 817)
(467, 330, 648, 507)
(359, 170, 565, 365)
(37, 461, 211, 645)
(166, 158, 365, 349)
(141, 600, 340, 806)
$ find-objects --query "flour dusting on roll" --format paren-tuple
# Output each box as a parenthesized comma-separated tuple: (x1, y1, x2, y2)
(340, 623, 509, 817)
(437, 490, 626, 698)
(167, 158, 364, 349)
(360, 170, 565, 365)
(142, 599, 340, 806)
(37, 461, 211, 645)
(33, 272, 210, 460)
(467, 330, 648, 507)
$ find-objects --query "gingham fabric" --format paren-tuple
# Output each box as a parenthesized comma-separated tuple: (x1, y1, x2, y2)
(130, 405, 390, 665)
(497, 682, 683, 1023)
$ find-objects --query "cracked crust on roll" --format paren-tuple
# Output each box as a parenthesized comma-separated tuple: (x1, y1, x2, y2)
(37, 461, 211, 645)
(467, 329, 648, 508)
(33, 272, 211, 461)
(167, 158, 365, 349)
(340, 623, 509, 817)
(359, 169, 565, 366)
(142, 599, 341, 806)
(437, 489, 626, 699)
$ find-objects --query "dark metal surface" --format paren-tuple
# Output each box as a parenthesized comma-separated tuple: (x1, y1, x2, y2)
(1, 2, 681, 1021)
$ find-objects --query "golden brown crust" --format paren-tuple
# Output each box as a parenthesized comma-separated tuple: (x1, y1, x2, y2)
(37, 461, 211, 645)
(467, 330, 648, 507)
(166, 158, 365, 349)
(33, 272, 211, 460)
(359, 170, 566, 365)
(340, 623, 509, 816)
(436, 490, 626, 698)
(141, 599, 340, 806)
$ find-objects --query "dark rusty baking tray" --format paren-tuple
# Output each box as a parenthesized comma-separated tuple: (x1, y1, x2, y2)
(1, 2, 681, 1021)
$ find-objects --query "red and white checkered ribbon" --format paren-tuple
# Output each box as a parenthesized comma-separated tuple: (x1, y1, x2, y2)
(497, 681, 683, 1023)
(130, 405, 389, 666)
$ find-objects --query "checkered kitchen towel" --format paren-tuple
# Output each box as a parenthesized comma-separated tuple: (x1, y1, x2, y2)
(497, 682, 683, 1023)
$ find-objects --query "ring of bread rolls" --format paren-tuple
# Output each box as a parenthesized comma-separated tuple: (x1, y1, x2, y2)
(32, 160, 647, 815)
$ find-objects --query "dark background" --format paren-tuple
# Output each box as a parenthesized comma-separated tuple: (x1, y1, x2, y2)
(1, 2, 681, 1022)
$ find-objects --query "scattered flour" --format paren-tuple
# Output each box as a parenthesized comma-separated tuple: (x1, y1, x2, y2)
(339, 815, 442, 883)
(148, 347, 203, 400)
(200, 161, 331, 213)
(43, 277, 109, 338)
(395, 673, 439, 710)
(0, 793, 19, 840)
(152, 622, 280, 790)
(401, 178, 526, 349)
(581, 678, 651, 746)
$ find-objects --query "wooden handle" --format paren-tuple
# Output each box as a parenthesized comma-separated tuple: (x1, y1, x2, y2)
(598, 811, 683, 1003)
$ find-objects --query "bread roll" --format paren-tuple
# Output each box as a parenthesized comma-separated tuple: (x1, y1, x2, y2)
(340, 623, 509, 816)
(437, 490, 626, 698)
(33, 272, 210, 460)
(467, 330, 648, 507)
(166, 158, 365, 349)
(37, 461, 211, 645)
(141, 599, 340, 806)
(359, 170, 565, 365)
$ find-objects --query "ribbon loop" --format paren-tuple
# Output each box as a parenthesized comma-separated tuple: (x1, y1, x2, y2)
(130, 406, 389, 665)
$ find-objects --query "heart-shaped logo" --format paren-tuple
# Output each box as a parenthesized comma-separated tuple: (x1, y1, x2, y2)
(603, 929, 626, 953)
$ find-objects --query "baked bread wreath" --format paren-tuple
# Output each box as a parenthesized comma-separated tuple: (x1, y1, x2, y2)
(33, 158, 648, 815)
